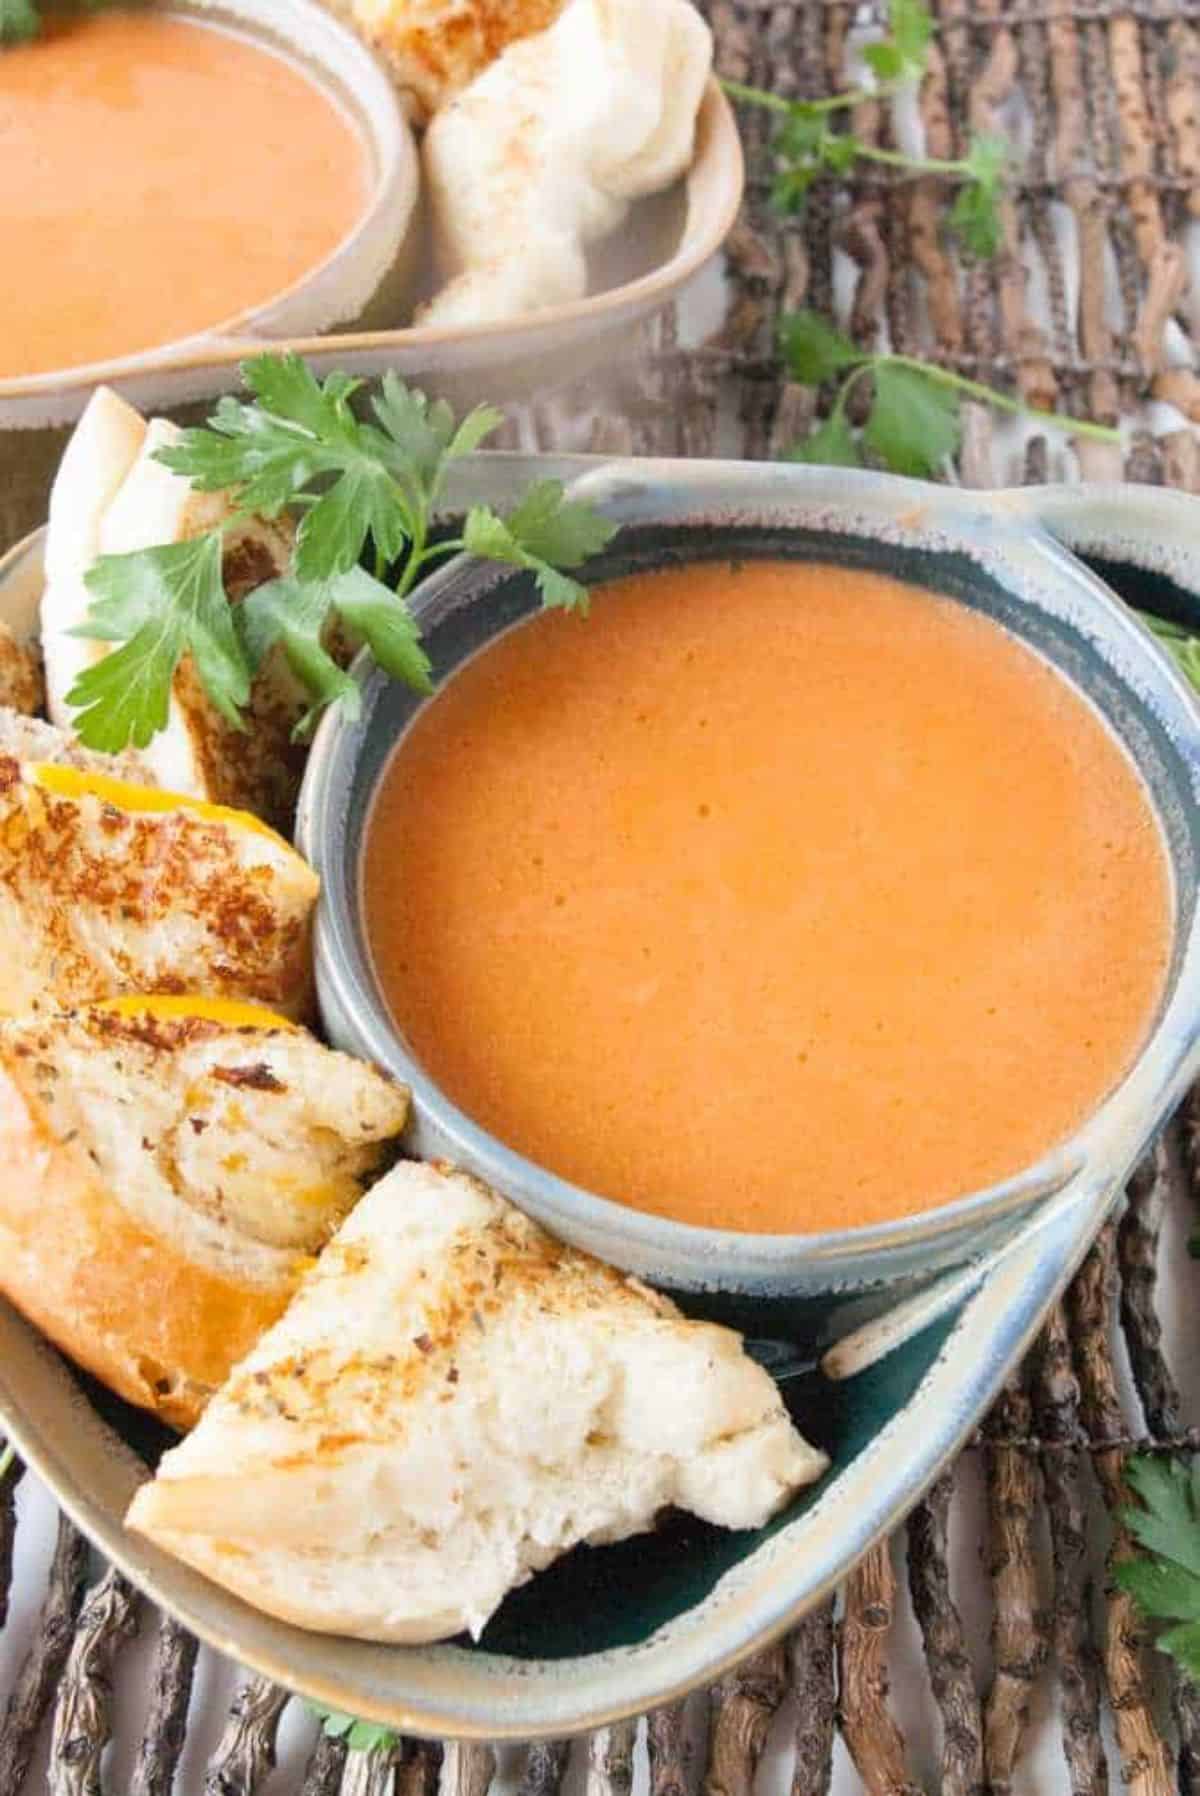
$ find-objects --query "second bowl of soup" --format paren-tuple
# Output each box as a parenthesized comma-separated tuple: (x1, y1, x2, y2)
(298, 461, 1200, 1316)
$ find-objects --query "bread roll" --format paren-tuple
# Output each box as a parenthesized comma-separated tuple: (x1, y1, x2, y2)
(323, 0, 565, 123)
(128, 1159, 827, 1639)
(420, 0, 712, 327)
(0, 760, 319, 1017)
(0, 999, 408, 1427)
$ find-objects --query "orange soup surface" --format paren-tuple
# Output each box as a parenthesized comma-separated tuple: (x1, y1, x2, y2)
(364, 562, 1172, 1233)
(1, 10, 369, 378)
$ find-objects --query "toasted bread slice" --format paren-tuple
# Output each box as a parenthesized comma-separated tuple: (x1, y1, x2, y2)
(0, 762, 318, 1017)
(0, 999, 408, 1428)
(325, 0, 564, 123)
(40, 386, 147, 729)
(127, 1160, 827, 1640)
(0, 706, 158, 781)
(0, 626, 44, 718)
(42, 394, 310, 831)
(420, 0, 711, 326)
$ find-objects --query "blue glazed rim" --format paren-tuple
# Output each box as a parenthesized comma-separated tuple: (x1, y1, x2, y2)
(298, 461, 1200, 1301)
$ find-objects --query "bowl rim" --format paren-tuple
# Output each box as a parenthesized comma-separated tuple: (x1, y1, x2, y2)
(0, 0, 419, 402)
(0, 75, 741, 409)
(298, 457, 1200, 1286)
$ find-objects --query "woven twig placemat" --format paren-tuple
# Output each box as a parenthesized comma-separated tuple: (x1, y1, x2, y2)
(6, 0, 1200, 1789)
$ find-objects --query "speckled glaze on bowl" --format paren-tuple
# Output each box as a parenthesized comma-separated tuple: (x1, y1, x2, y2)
(299, 462, 1200, 1332)
(4, 476, 1200, 1740)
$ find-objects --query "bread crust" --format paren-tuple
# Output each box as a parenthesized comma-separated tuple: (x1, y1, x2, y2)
(0, 1052, 292, 1430)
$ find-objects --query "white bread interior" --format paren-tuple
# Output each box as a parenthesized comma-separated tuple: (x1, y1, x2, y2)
(127, 1159, 827, 1640)
(0, 1003, 408, 1427)
(420, 0, 712, 326)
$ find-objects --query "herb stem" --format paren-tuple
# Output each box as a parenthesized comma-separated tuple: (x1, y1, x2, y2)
(879, 354, 1121, 442)
(849, 142, 970, 179)
(721, 76, 876, 117)
(0, 1441, 13, 1481)
(395, 511, 428, 603)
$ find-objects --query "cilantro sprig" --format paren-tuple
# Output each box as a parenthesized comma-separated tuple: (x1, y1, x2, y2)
(723, 0, 1008, 259)
(68, 355, 616, 753)
(780, 309, 1121, 479)
(1117, 1456, 1200, 1682)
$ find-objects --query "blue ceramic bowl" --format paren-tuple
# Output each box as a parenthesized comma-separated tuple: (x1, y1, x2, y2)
(299, 462, 1200, 1332)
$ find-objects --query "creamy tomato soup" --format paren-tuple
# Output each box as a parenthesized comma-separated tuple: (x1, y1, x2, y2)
(364, 561, 1171, 1234)
(1, 11, 369, 378)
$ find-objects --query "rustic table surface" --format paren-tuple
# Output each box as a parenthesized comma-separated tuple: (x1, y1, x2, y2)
(6, 0, 1200, 1790)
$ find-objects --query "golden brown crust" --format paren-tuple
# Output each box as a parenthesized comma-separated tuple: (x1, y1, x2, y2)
(0, 764, 317, 1017)
(330, 0, 565, 121)
(0, 625, 44, 718)
(0, 1047, 293, 1430)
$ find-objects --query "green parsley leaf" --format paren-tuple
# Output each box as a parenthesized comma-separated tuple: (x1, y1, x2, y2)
(949, 133, 1008, 259)
(370, 373, 501, 499)
(779, 311, 864, 385)
(887, 0, 934, 78)
(862, 41, 903, 81)
(306, 1705, 401, 1754)
(786, 413, 862, 466)
(69, 533, 250, 749)
(328, 567, 432, 695)
(1144, 616, 1200, 699)
(1117, 1455, 1200, 1683)
(239, 576, 357, 738)
(863, 363, 961, 476)
(78, 356, 617, 744)
(0, 0, 38, 43)
(296, 459, 410, 582)
(463, 481, 617, 612)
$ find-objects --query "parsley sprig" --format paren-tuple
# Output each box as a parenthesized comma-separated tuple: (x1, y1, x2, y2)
(307, 1705, 400, 1755)
(1117, 1456, 1200, 1681)
(723, 0, 1008, 258)
(780, 310, 1121, 478)
(67, 355, 616, 752)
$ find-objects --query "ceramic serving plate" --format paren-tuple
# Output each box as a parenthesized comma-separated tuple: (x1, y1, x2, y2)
(1, 476, 1199, 1735)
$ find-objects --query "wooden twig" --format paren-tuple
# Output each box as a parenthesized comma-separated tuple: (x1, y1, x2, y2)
(341, 1737, 404, 1796)
(907, 1472, 983, 1796)
(1118, 1130, 1200, 1796)
(790, 1602, 836, 1796)
(130, 1615, 200, 1796)
(585, 1724, 635, 1796)
(397, 1741, 443, 1796)
(1070, 1228, 1174, 1796)
(648, 1703, 690, 1796)
(203, 1677, 290, 1796)
(981, 1375, 1048, 1795)
(301, 1729, 349, 1796)
(1034, 1303, 1109, 1796)
(704, 1641, 788, 1796)
(47, 1566, 141, 1796)
(838, 1542, 922, 1796)
(0, 1452, 24, 1632)
(443, 1741, 498, 1796)
(518, 1740, 571, 1796)
(0, 1513, 89, 1796)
